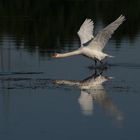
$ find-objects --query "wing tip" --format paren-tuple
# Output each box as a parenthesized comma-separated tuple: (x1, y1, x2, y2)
(119, 14, 126, 22)
(84, 18, 94, 24)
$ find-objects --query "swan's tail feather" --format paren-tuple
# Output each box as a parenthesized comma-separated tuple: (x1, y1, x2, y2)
(107, 55, 114, 58)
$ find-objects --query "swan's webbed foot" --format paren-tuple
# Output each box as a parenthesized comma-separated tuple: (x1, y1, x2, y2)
(99, 60, 109, 70)
(99, 60, 103, 65)
(88, 59, 109, 70)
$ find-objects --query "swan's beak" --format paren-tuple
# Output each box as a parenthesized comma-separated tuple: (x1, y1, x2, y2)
(52, 80, 59, 85)
(51, 53, 58, 58)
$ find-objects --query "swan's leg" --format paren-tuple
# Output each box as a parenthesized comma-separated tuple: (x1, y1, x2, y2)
(94, 69, 97, 75)
(99, 60, 103, 65)
(99, 69, 103, 75)
(94, 60, 97, 66)
(99, 59, 109, 70)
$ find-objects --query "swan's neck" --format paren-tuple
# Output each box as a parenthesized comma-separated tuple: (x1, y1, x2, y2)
(54, 80, 80, 86)
(56, 50, 81, 58)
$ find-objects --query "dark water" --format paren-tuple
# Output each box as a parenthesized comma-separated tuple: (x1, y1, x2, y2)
(0, 0, 140, 140)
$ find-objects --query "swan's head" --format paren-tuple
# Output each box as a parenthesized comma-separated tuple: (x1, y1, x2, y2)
(51, 53, 60, 58)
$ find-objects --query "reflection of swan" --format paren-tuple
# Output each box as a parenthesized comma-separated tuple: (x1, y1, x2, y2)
(52, 15, 125, 65)
(53, 72, 123, 122)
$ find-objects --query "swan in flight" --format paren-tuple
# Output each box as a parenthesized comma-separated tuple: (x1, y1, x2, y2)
(52, 15, 125, 65)
(53, 72, 123, 122)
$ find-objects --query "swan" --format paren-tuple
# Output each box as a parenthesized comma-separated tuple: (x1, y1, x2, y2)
(53, 72, 123, 121)
(52, 15, 125, 65)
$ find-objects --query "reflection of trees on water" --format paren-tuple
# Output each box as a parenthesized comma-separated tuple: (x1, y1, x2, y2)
(0, 0, 140, 55)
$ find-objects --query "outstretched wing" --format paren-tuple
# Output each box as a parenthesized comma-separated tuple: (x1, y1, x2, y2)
(89, 15, 125, 50)
(77, 19, 94, 45)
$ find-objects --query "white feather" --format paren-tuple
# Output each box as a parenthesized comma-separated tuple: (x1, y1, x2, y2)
(89, 15, 125, 51)
(77, 19, 94, 45)
(54, 15, 125, 62)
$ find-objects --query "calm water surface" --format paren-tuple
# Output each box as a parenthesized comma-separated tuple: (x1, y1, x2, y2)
(0, 0, 140, 140)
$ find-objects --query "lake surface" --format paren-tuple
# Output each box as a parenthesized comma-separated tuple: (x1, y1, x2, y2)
(0, 0, 140, 140)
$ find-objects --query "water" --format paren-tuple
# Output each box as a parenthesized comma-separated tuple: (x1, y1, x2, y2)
(0, 0, 140, 140)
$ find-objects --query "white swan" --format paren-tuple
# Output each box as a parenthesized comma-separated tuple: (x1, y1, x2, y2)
(52, 15, 125, 65)
(53, 73, 123, 121)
